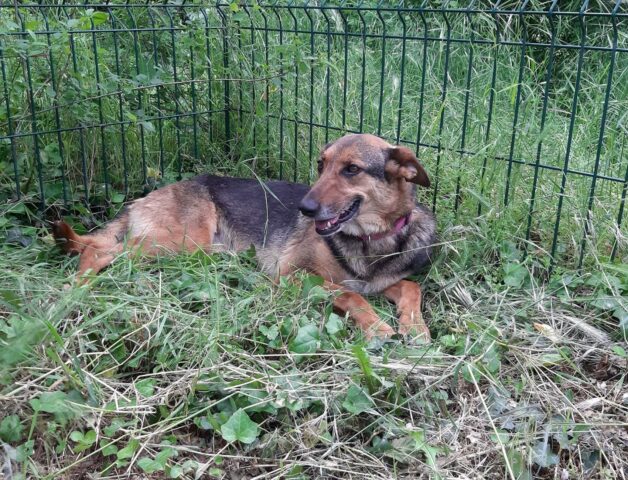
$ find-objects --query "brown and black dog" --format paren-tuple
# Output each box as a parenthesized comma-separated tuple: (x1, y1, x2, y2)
(52, 134, 436, 340)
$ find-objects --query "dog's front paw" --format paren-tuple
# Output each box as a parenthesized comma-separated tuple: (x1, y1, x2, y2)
(365, 321, 395, 341)
(398, 314, 431, 343)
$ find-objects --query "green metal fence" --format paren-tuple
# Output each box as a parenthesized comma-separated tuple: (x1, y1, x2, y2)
(0, 1, 626, 269)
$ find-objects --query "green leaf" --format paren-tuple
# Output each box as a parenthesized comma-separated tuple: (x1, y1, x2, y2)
(0, 414, 24, 443)
(342, 385, 373, 414)
(532, 440, 559, 468)
(289, 324, 320, 354)
(611, 345, 626, 357)
(169, 465, 183, 478)
(111, 192, 126, 204)
(503, 262, 528, 288)
(138, 457, 164, 474)
(15, 440, 34, 463)
(91, 11, 109, 26)
(100, 440, 118, 457)
(325, 313, 343, 335)
(117, 438, 139, 460)
(30, 391, 82, 425)
(136, 378, 156, 397)
(259, 324, 279, 341)
(351, 345, 378, 394)
(220, 409, 260, 444)
(301, 274, 324, 296)
(507, 448, 531, 480)
(154, 447, 176, 466)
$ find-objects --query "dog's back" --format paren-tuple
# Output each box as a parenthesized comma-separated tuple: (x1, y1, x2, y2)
(52, 175, 311, 279)
(193, 175, 309, 249)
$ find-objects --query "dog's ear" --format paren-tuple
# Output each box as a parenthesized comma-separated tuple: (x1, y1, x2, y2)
(320, 140, 335, 156)
(385, 146, 430, 187)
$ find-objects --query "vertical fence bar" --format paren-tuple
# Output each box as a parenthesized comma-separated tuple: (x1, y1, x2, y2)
(288, 7, 299, 182)
(243, 6, 257, 153)
(217, 6, 231, 156)
(165, 8, 183, 178)
(340, 9, 349, 131)
(128, 5, 148, 191)
(357, 9, 366, 132)
(577, 1, 620, 268)
(322, 7, 332, 144)
(414, 4, 428, 158)
(454, 2, 475, 214)
(611, 140, 627, 261)
(189, 25, 200, 161)
(261, 9, 270, 177)
(503, 0, 529, 207)
(550, 1, 589, 270)
(0, 40, 21, 200)
(395, 9, 407, 145)
(477, 3, 500, 216)
(201, 8, 214, 145)
(431, 7, 451, 214)
(147, 6, 165, 178)
(68, 26, 90, 205)
(17, 8, 45, 209)
(110, 9, 129, 195)
(89, 8, 110, 201)
(236, 16, 243, 130)
(272, 8, 284, 179)
(305, 7, 315, 179)
(375, 7, 387, 136)
(525, 0, 558, 258)
(42, 6, 68, 206)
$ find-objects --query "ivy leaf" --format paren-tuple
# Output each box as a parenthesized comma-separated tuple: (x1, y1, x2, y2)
(169, 465, 183, 478)
(259, 324, 279, 341)
(30, 391, 82, 425)
(532, 440, 559, 468)
(220, 409, 260, 444)
(135, 378, 156, 397)
(116, 438, 139, 460)
(91, 12, 109, 26)
(0, 415, 24, 443)
(342, 385, 373, 414)
(503, 262, 528, 288)
(289, 324, 320, 354)
(138, 457, 163, 474)
(111, 192, 126, 204)
(325, 313, 343, 335)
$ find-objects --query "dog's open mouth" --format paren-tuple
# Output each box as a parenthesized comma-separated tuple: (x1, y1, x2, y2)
(315, 198, 361, 236)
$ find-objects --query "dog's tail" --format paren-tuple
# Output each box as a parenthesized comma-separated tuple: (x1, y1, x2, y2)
(52, 221, 89, 255)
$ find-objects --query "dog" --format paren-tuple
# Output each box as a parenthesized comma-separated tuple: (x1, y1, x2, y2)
(52, 134, 437, 340)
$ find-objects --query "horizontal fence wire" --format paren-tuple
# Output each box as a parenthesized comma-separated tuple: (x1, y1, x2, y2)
(0, 1, 626, 269)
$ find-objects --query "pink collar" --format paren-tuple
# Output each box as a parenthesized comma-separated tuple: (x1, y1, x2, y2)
(360, 213, 411, 243)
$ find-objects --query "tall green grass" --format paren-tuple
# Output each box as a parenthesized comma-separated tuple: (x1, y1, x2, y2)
(0, 3, 626, 266)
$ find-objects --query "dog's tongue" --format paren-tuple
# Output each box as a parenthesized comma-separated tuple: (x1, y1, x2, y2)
(315, 216, 339, 230)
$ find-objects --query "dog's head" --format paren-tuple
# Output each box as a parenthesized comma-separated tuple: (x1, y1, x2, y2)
(299, 134, 430, 237)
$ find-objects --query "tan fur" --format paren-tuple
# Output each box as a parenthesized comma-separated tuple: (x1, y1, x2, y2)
(53, 134, 436, 341)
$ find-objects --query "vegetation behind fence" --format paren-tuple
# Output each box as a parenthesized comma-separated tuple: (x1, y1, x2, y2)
(0, 1, 626, 269)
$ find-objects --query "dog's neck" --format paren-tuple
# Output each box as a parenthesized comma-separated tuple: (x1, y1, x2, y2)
(358, 212, 411, 243)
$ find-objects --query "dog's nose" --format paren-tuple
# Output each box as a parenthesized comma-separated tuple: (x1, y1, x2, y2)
(299, 197, 319, 217)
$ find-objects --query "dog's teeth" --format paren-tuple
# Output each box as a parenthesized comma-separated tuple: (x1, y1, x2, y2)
(327, 221, 332, 228)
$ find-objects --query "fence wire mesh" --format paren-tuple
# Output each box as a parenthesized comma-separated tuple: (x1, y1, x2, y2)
(0, 1, 626, 268)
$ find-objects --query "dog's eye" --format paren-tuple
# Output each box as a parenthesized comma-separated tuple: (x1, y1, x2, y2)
(317, 160, 324, 174)
(344, 164, 361, 175)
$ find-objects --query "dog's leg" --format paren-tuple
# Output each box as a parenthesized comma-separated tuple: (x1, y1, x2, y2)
(383, 280, 430, 342)
(325, 282, 395, 340)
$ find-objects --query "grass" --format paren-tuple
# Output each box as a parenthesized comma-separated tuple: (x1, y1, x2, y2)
(1, 2, 627, 479)
(0, 220, 626, 479)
